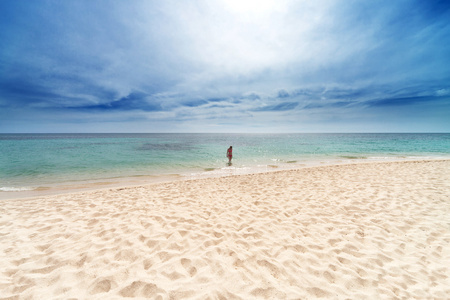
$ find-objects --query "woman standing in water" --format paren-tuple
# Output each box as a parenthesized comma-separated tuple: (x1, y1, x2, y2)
(227, 146, 233, 165)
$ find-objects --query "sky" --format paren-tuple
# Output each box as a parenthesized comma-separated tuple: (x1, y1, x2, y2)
(0, 0, 449, 133)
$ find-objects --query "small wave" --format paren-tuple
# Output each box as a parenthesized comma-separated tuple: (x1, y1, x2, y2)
(137, 143, 197, 151)
(0, 187, 34, 192)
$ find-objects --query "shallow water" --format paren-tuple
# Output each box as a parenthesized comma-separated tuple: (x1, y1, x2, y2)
(1, 133, 449, 191)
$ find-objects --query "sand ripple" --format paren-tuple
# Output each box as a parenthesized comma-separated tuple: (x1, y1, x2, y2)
(1, 160, 449, 299)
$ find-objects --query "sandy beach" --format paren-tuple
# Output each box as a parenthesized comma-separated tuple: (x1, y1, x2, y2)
(1, 160, 449, 299)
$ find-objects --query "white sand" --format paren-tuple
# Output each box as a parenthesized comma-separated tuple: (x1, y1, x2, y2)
(1, 160, 449, 299)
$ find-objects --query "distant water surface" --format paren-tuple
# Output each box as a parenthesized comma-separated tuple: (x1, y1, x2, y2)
(1, 133, 449, 192)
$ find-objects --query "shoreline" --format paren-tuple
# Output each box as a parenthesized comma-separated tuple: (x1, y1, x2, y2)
(1, 157, 449, 201)
(1, 159, 449, 298)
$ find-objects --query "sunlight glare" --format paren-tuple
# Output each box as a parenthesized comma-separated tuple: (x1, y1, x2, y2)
(222, 0, 282, 16)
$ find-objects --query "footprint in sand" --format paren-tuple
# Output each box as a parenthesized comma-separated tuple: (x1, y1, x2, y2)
(181, 258, 197, 277)
(89, 278, 117, 294)
(119, 281, 159, 297)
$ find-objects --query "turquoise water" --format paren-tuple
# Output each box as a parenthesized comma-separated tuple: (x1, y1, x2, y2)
(1, 133, 449, 191)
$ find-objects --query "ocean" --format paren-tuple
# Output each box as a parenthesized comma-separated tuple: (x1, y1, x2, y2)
(1, 133, 449, 192)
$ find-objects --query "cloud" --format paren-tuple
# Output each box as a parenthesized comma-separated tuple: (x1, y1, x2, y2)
(254, 101, 298, 112)
(367, 96, 445, 107)
(0, 0, 449, 132)
(72, 92, 162, 112)
(0, 78, 62, 106)
(277, 90, 290, 98)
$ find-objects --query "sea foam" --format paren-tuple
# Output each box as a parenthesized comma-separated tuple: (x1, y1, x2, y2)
(0, 187, 34, 192)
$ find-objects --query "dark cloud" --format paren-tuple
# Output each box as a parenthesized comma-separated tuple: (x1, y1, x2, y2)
(277, 90, 290, 98)
(206, 97, 229, 103)
(0, 0, 449, 132)
(0, 75, 120, 109)
(73, 92, 162, 112)
(367, 96, 443, 107)
(255, 102, 298, 112)
(322, 88, 371, 101)
(303, 101, 353, 110)
(0, 78, 61, 106)
(181, 99, 208, 107)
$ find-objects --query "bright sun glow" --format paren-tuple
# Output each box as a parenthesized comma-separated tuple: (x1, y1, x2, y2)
(221, 0, 282, 16)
